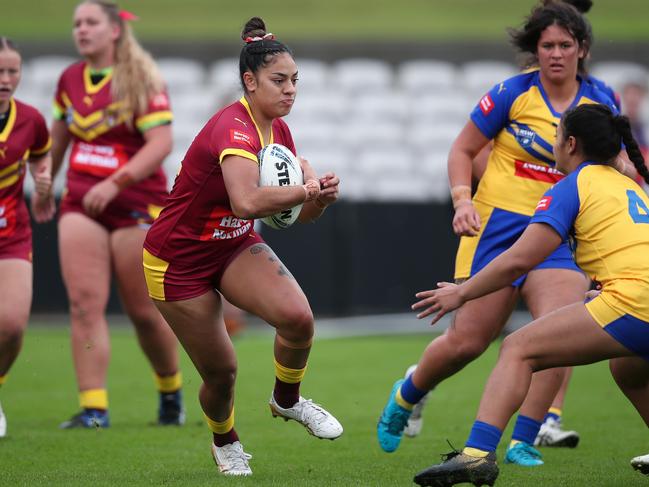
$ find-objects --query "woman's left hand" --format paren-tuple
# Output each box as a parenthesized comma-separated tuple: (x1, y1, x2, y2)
(316, 172, 340, 207)
(412, 282, 465, 325)
(82, 179, 120, 217)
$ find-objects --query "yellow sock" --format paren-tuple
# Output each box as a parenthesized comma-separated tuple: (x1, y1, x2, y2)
(509, 439, 521, 449)
(154, 371, 182, 393)
(463, 447, 490, 458)
(79, 389, 108, 410)
(273, 358, 306, 384)
(205, 408, 234, 434)
(548, 407, 562, 418)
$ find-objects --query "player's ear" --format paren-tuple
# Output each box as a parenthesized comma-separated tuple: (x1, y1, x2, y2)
(242, 71, 257, 92)
(566, 135, 578, 155)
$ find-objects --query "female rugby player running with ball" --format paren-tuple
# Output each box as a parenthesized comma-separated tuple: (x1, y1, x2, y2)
(143, 17, 342, 477)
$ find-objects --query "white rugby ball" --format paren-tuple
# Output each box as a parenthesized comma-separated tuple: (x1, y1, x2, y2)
(258, 143, 304, 229)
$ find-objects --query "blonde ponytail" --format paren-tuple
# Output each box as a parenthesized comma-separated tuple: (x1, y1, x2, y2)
(81, 1, 165, 118)
(112, 22, 164, 117)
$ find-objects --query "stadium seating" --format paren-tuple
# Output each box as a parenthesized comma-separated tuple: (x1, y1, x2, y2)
(15, 56, 649, 201)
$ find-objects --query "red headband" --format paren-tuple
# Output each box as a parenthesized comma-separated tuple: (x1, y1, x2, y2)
(244, 33, 275, 44)
(119, 10, 139, 21)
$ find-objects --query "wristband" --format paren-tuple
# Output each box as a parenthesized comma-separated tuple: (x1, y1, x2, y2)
(451, 184, 472, 209)
(111, 172, 135, 191)
(302, 179, 320, 202)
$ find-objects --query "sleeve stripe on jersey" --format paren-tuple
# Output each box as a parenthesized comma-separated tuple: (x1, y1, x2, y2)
(52, 101, 65, 120)
(31, 137, 52, 156)
(219, 148, 258, 164)
(135, 111, 173, 132)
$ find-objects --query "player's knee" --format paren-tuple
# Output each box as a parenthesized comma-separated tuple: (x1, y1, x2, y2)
(68, 291, 105, 325)
(274, 304, 314, 341)
(498, 334, 532, 368)
(446, 333, 490, 364)
(202, 362, 237, 391)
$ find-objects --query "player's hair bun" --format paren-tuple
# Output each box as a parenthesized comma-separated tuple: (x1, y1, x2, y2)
(241, 17, 267, 42)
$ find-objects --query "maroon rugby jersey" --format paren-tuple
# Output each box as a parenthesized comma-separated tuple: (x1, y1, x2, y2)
(0, 98, 51, 242)
(144, 97, 296, 263)
(53, 61, 171, 201)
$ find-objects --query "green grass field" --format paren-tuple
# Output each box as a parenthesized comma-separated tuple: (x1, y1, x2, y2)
(3, 0, 649, 41)
(1, 324, 645, 486)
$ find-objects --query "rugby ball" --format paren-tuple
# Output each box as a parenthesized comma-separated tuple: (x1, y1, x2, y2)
(258, 144, 304, 229)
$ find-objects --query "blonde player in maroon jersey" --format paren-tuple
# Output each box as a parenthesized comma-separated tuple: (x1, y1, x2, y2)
(49, 1, 184, 429)
(143, 17, 342, 477)
(0, 37, 54, 437)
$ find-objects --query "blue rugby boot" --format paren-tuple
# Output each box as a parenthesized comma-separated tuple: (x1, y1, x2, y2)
(60, 408, 110, 429)
(158, 389, 185, 425)
(377, 379, 412, 452)
(504, 442, 544, 466)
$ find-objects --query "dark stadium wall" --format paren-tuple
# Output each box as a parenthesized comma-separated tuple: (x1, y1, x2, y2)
(31, 200, 458, 316)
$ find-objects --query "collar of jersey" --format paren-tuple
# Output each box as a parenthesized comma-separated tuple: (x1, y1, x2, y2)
(239, 96, 274, 147)
(0, 98, 17, 143)
(83, 64, 113, 95)
(535, 72, 586, 119)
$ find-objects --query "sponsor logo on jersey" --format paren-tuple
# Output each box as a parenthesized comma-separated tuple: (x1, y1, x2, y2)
(234, 117, 248, 127)
(151, 93, 169, 109)
(230, 129, 253, 147)
(479, 94, 494, 115)
(514, 160, 563, 184)
(516, 128, 536, 148)
(536, 196, 553, 211)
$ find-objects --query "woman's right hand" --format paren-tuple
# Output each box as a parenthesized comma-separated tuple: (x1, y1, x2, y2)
(452, 202, 481, 236)
(30, 191, 56, 223)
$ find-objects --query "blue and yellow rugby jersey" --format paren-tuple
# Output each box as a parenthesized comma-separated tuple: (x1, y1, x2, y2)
(471, 71, 618, 215)
(531, 162, 649, 323)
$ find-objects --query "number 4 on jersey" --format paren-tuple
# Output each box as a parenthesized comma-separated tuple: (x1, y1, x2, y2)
(627, 189, 649, 223)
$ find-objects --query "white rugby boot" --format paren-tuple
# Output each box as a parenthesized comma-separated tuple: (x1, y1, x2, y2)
(631, 453, 649, 475)
(269, 394, 343, 440)
(403, 364, 431, 438)
(534, 417, 580, 448)
(0, 400, 6, 437)
(211, 441, 252, 476)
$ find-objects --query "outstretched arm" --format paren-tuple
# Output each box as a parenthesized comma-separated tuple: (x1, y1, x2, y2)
(412, 223, 563, 324)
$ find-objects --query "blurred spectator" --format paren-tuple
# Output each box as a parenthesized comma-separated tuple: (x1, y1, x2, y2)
(621, 77, 649, 161)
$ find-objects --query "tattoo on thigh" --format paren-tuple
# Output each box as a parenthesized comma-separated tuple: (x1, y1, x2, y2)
(278, 264, 294, 279)
(249, 244, 266, 255)
(249, 244, 294, 279)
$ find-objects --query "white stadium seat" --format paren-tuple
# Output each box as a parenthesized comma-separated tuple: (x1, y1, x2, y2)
(461, 60, 518, 98)
(397, 60, 458, 93)
(409, 91, 473, 125)
(25, 55, 76, 97)
(590, 61, 649, 94)
(352, 91, 410, 122)
(330, 58, 394, 94)
(208, 57, 242, 101)
(157, 58, 206, 98)
(288, 90, 348, 122)
(294, 58, 330, 93)
(336, 118, 404, 151)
